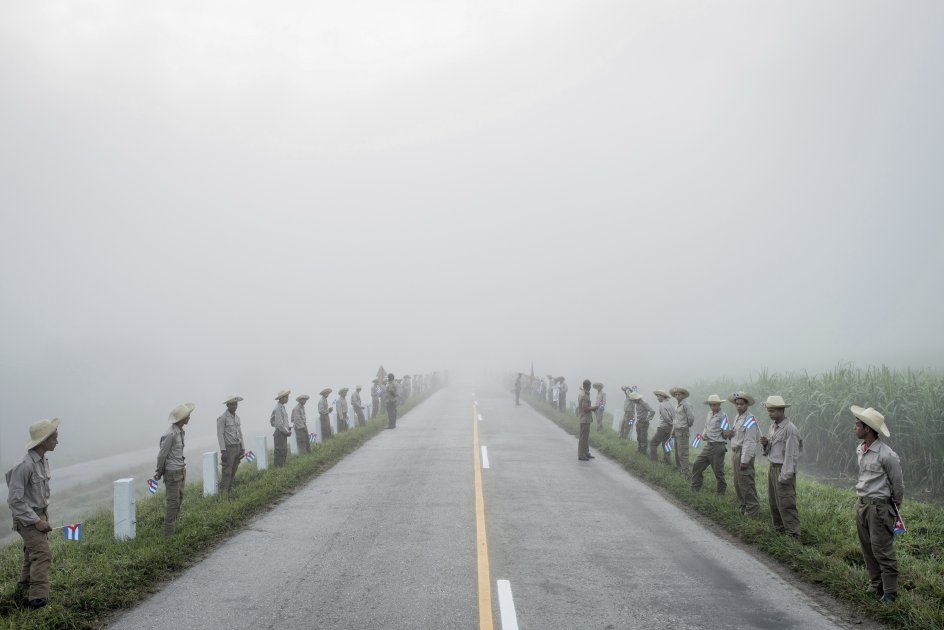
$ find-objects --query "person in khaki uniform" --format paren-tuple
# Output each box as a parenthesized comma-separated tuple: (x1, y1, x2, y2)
(592, 382, 606, 431)
(851, 406, 904, 604)
(217, 396, 245, 494)
(371, 379, 382, 419)
(156, 403, 193, 536)
(629, 391, 655, 454)
(619, 387, 634, 440)
(270, 390, 291, 466)
(292, 395, 311, 453)
(577, 379, 600, 461)
(690, 395, 728, 495)
(760, 395, 801, 538)
(336, 388, 351, 433)
(650, 390, 675, 463)
(352, 386, 367, 427)
(384, 374, 399, 429)
(558, 377, 568, 413)
(6, 418, 60, 610)
(318, 388, 334, 440)
(724, 392, 761, 516)
(670, 386, 695, 477)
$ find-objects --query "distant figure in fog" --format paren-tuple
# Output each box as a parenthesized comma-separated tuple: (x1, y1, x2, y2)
(670, 386, 694, 478)
(593, 382, 606, 430)
(619, 386, 633, 439)
(650, 389, 675, 463)
(218, 396, 245, 494)
(157, 404, 192, 536)
(353, 385, 367, 427)
(292, 395, 311, 453)
(558, 377, 568, 413)
(271, 390, 291, 467)
(629, 390, 655, 453)
(336, 388, 350, 433)
(371, 379, 382, 419)
(385, 373, 400, 429)
(577, 379, 600, 461)
(514, 373, 522, 406)
(318, 388, 334, 440)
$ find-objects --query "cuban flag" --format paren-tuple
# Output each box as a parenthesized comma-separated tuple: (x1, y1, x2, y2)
(309, 432, 317, 444)
(245, 450, 256, 462)
(893, 505, 907, 535)
(147, 478, 159, 494)
(720, 415, 731, 431)
(626, 417, 636, 427)
(63, 523, 82, 541)
(692, 434, 703, 449)
(663, 439, 674, 453)
(743, 416, 758, 430)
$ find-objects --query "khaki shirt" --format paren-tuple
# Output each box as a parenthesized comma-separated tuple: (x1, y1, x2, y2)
(352, 391, 364, 410)
(291, 404, 308, 430)
(763, 418, 800, 481)
(674, 400, 694, 430)
(702, 411, 726, 442)
(384, 382, 399, 404)
(658, 398, 676, 429)
(731, 413, 760, 464)
(634, 399, 655, 424)
(157, 424, 186, 475)
(856, 440, 904, 504)
(270, 403, 290, 435)
(623, 396, 633, 417)
(577, 391, 594, 424)
(336, 397, 349, 421)
(318, 396, 331, 418)
(217, 410, 244, 451)
(6, 450, 51, 525)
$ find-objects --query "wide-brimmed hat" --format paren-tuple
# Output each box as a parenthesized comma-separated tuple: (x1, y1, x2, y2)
(274, 389, 291, 400)
(851, 405, 890, 437)
(653, 389, 670, 398)
(222, 396, 243, 405)
(338, 387, 349, 395)
(356, 385, 362, 390)
(25, 418, 60, 450)
(168, 403, 195, 424)
(372, 378, 380, 383)
(727, 391, 756, 406)
(320, 388, 332, 397)
(704, 394, 725, 405)
(669, 387, 690, 399)
(763, 395, 790, 409)
(296, 394, 310, 402)
(592, 382, 603, 390)
(628, 392, 643, 401)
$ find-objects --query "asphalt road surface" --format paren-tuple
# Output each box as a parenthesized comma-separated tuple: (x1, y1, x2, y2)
(111, 383, 847, 630)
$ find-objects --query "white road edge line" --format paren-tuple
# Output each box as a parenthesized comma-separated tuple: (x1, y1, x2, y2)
(481, 445, 490, 469)
(496, 580, 519, 630)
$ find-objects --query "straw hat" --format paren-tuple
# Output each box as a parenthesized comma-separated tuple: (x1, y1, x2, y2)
(296, 394, 310, 402)
(704, 394, 725, 405)
(727, 391, 755, 406)
(653, 389, 670, 399)
(168, 403, 195, 424)
(222, 396, 243, 405)
(339, 387, 349, 395)
(669, 387, 690, 399)
(320, 388, 332, 397)
(762, 395, 790, 409)
(274, 389, 291, 400)
(851, 405, 890, 437)
(25, 418, 60, 450)
(356, 385, 362, 390)
(628, 392, 643, 401)
(592, 382, 603, 390)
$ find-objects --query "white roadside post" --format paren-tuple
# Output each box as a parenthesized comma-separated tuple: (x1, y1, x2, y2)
(203, 452, 219, 496)
(113, 478, 136, 541)
(255, 436, 269, 470)
(289, 432, 299, 455)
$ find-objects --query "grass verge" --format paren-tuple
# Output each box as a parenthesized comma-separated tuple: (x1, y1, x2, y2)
(526, 396, 944, 630)
(0, 390, 437, 629)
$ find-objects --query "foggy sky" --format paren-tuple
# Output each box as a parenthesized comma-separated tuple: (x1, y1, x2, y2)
(2, 1, 943, 468)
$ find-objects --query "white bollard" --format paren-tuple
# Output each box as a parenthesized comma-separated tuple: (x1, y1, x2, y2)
(203, 452, 219, 496)
(289, 432, 299, 455)
(113, 478, 136, 541)
(255, 436, 269, 470)
(611, 413, 620, 432)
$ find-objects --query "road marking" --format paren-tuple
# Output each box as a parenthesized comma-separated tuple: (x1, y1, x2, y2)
(481, 446, 490, 469)
(496, 580, 519, 630)
(473, 404, 494, 630)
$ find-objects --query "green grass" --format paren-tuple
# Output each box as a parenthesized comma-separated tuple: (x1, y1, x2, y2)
(527, 395, 944, 630)
(0, 391, 436, 629)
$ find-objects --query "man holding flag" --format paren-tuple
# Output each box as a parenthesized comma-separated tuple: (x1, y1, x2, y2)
(851, 405, 904, 604)
(725, 392, 761, 517)
(690, 394, 728, 495)
(217, 396, 245, 494)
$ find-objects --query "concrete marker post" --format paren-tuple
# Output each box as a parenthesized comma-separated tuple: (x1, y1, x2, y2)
(255, 436, 269, 470)
(113, 478, 136, 541)
(203, 452, 219, 496)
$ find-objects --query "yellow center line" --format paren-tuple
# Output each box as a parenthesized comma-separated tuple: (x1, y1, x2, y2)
(473, 403, 494, 630)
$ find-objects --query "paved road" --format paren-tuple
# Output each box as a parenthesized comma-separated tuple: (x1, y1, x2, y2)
(112, 383, 846, 630)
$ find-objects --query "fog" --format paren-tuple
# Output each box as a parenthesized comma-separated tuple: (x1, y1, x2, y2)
(2, 1, 943, 470)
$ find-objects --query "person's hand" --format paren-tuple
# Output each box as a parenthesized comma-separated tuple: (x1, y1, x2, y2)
(35, 520, 52, 533)
(154, 472, 162, 481)
(740, 463, 748, 471)
(759, 436, 769, 447)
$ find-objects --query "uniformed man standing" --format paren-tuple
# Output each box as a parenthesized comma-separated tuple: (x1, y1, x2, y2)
(371, 379, 382, 419)
(384, 373, 399, 428)
(577, 379, 600, 461)
(352, 386, 367, 427)
(760, 396, 801, 537)
(156, 403, 193, 536)
(851, 406, 904, 603)
(336, 388, 350, 433)
(619, 387, 633, 439)
(217, 396, 245, 494)
(629, 391, 655, 454)
(725, 392, 761, 516)
(318, 388, 334, 441)
(292, 395, 311, 453)
(650, 390, 675, 463)
(271, 390, 291, 467)
(558, 377, 568, 413)
(670, 387, 694, 477)
(593, 382, 606, 431)
(690, 394, 728, 494)
(6, 418, 60, 609)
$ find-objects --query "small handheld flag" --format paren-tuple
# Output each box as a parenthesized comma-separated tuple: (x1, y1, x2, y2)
(245, 450, 256, 462)
(663, 439, 674, 453)
(692, 434, 703, 449)
(147, 478, 159, 494)
(309, 432, 317, 444)
(626, 418, 636, 427)
(893, 504, 907, 535)
(63, 523, 82, 541)
(742, 416, 758, 430)
(720, 415, 731, 431)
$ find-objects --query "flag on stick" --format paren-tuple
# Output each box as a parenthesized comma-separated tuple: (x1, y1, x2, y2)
(245, 450, 256, 462)
(691, 434, 703, 449)
(893, 504, 907, 535)
(309, 433, 317, 444)
(742, 416, 758, 430)
(663, 439, 674, 453)
(147, 478, 159, 494)
(720, 415, 731, 431)
(63, 523, 82, 541)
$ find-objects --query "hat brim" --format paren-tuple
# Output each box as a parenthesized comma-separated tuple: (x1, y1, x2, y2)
(763, 403, 791, 409)
(670, 388, 690, 399)
(704, 399, 725, 405)
(25, 418, 60, 450)
(728, 393, 756, 406)
(168, 403, 195, 424)
(851, 405, 890, 437)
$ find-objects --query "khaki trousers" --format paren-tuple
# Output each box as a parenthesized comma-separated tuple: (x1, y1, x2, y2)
(273, 430, 288, 467)
(577, 421, 591, 458)
(856, 500, 899, 594)
(294, 427, 310, 453)
(355, 409, 366, 427)
(386, 402, 398, 428)
(15, 509, 51, 601)
(691, 442, 727, 493)
(618, 413, 631, 439)
(371, 397, 380, 418)
(650, 426, 672, 463)
(320, 414, 333, 440)
(732, 448, 760, 516)
(594, 409, 604, 431)
(768, 463, 800, 536)
(220, 445, 242, 493)
(337, 416, 348, 433)
(163, 469, 186, 536)
(635, 421, 649, 453)
(673, 427, 690, 477)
